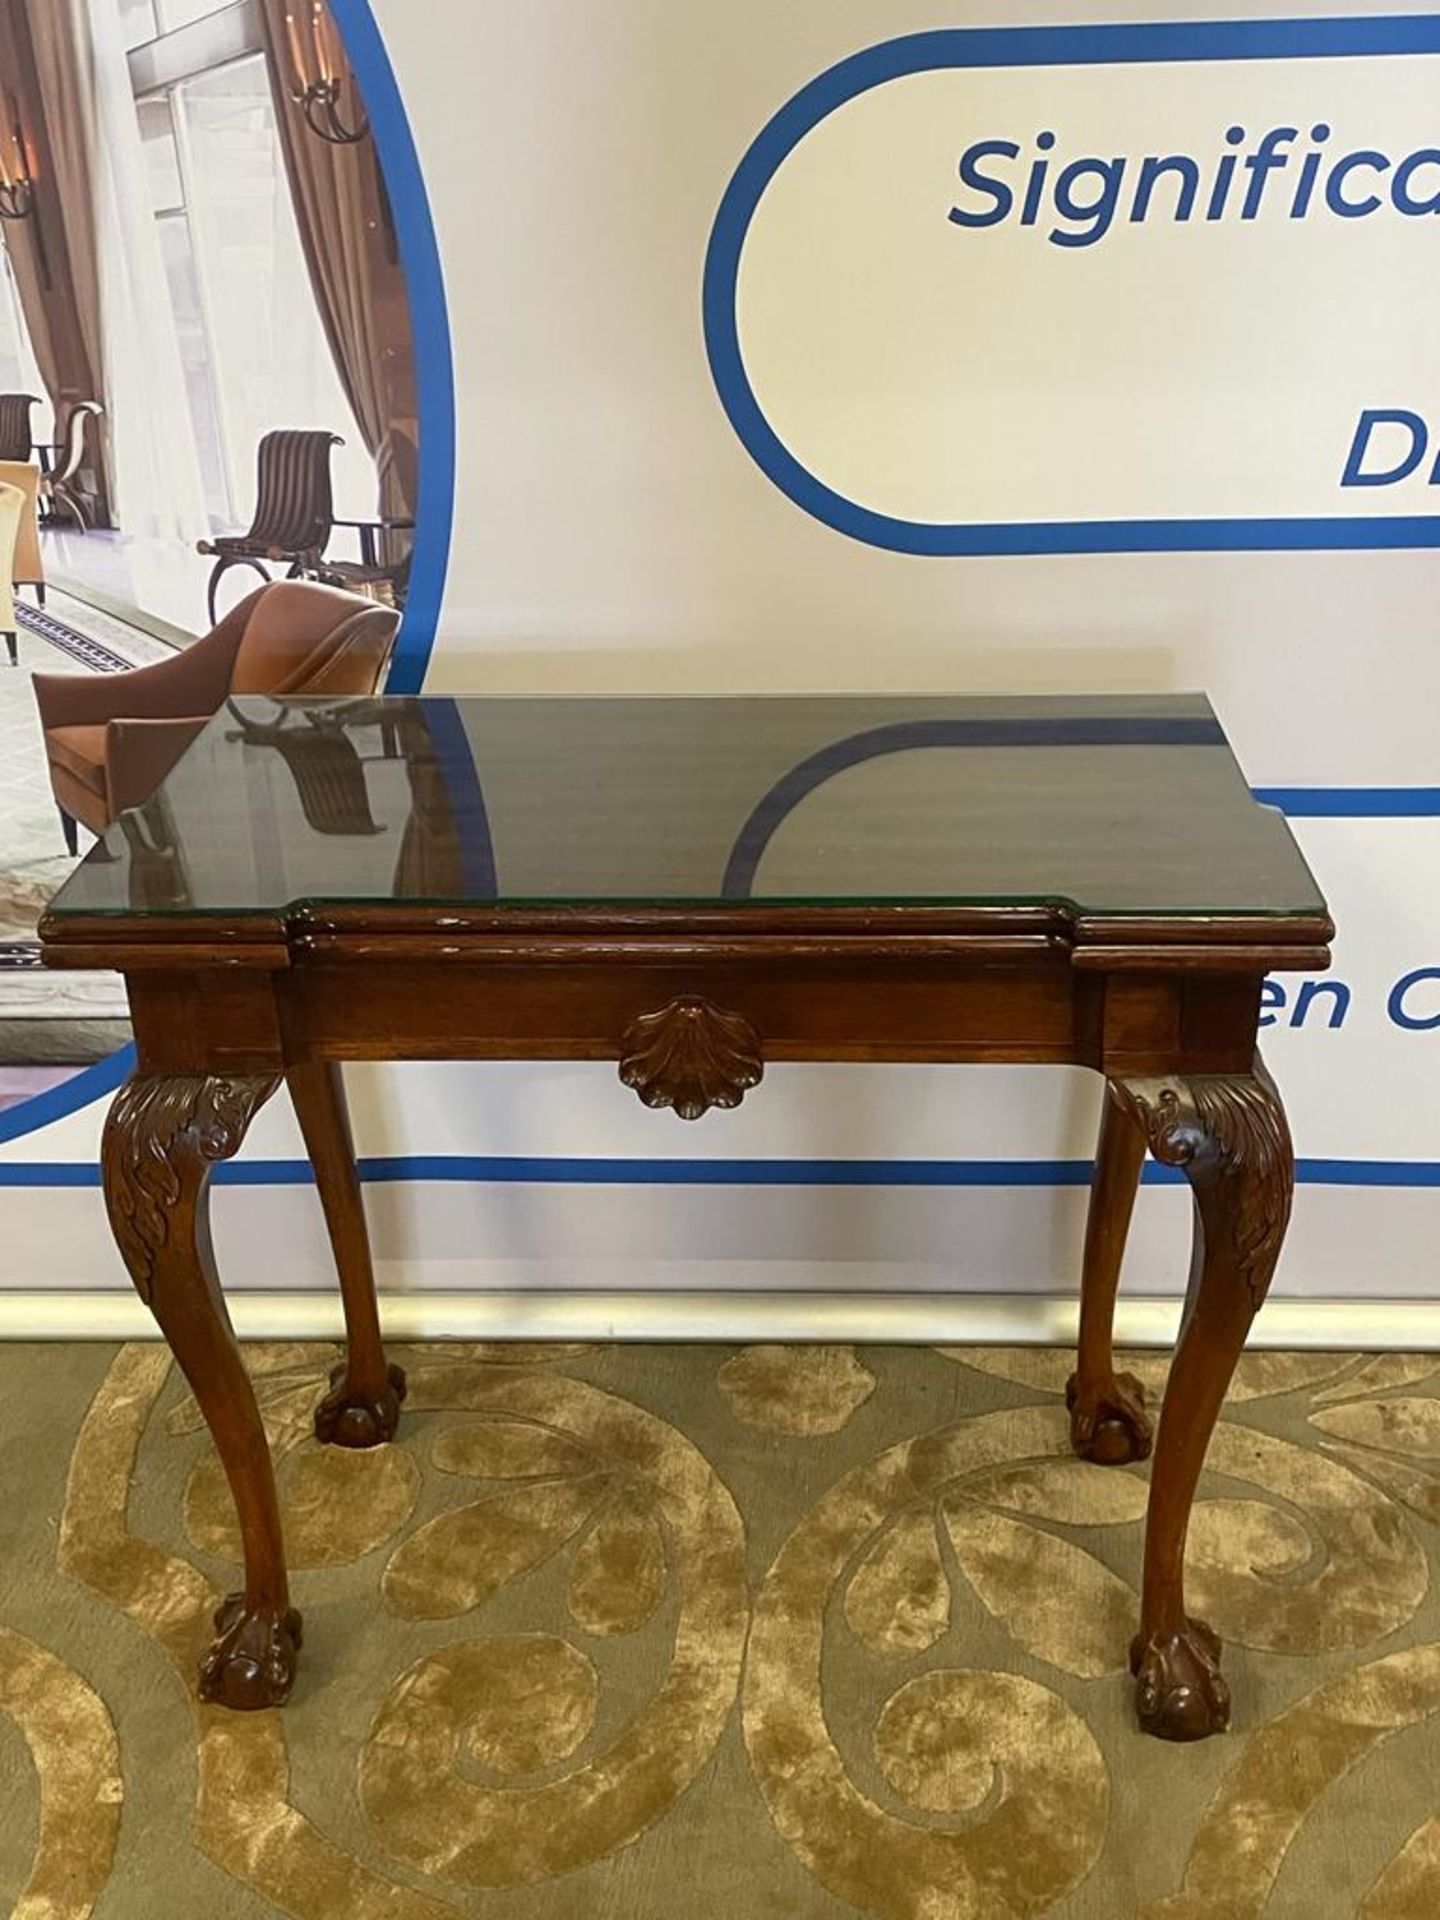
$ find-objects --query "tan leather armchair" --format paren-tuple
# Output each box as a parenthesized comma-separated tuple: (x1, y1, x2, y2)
(0, 460, 44, 607)
(0, 482, 21, 666)
(33, 579, 401, 854)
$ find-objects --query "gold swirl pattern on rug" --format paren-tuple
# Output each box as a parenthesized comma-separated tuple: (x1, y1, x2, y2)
(743, 1405, 1113, 1918)
(1183, 1423, 1427, 1652)
(939, 1346, 1363, 1404)
(936, 1349, 1429, 1655)
(0, 1628, 121, 1920)
(24, 1337, 1440, 1916)
(58, 1342, 462, 1920)
(718, 1343, 876, 1433)
(173, 1343, 422, 1568)
(1362, 1813, 1440, 1918)
(58, 1342, 748, 1908)
(361, 1364, 750, 1889)
(1137, 1644, 1440, 1919)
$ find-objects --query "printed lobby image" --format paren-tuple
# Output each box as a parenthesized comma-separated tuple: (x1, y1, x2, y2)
(0, 0, 418, 1120)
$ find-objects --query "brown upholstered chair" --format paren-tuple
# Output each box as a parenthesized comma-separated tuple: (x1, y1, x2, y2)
(198, 429, 342, 623)
(33, 579, 400, 855)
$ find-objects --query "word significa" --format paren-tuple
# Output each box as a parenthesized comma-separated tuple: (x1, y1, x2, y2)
(950, 125, 1440, 248)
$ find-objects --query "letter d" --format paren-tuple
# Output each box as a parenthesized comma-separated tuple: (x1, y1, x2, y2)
(1341, 409, 1428, 487)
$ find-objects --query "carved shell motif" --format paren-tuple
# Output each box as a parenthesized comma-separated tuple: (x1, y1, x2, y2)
(619, 998, 764, 1122)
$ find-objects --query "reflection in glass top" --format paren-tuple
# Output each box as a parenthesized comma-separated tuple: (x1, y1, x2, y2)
(44, 694, 1327, 920)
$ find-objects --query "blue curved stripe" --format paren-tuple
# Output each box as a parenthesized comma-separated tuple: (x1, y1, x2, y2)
(331, 0, 454, 693)
(0, 1046, 133, 1148)
(1257, 788, 1440, 817)
(703, 17, 1440, 558)
(722, 713, 1226, 899)
(0, 1153, 1436, 1190)
(424, 700, 496, 896)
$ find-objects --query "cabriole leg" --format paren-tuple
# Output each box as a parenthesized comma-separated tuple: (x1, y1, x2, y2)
(1068, 1082, 1152, 1464)
(1113, 1060, 1294, 1741)
(286, 1059, 405, 1448)
(102, 1071, 301, 1709)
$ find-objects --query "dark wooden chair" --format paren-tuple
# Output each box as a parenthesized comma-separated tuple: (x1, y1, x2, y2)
(198, 430, 342, 625)
(0, 393, 38, 463)
(223, 705, 388, 838)
(319, 516, 415, 609)
(318, 426, 417, 609)
(40, 400, 104, 530)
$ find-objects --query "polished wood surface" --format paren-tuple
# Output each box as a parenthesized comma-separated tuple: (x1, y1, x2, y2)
(100, 1071, 301, 1710)
(286, 1058, 407, 1446)
(42, 693, 1333, 1741)
(1068, 1087, 1152, 1468)
(1113, 1062, 1294, 1741)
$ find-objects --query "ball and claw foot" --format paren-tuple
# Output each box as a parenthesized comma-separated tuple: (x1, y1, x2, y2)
(198, 1594, 304, 1710)
(1130, 1617, 1230, 1742)
(313, 1360, 408, 1449)
(1066, 1370, 1154, 1465)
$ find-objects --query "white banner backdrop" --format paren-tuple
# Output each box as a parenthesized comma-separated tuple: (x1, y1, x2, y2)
(716, 22, 1440, 541)
(3, 0, 1438, 1317)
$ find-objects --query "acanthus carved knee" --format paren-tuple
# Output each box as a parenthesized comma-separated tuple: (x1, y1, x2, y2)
(102, 1075, 280, 1301)
(1111, 1063, 1293, 1313)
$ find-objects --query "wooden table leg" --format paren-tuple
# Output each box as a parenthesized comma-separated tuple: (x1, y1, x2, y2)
(286, 1059, 406, 1448)
(1068, 1083, 1153, 1465)
(102, 1072, 302, 1710)
(1112, 1059, 1294, 1741)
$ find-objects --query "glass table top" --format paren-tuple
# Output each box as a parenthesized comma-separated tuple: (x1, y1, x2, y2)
(44, 694, 1326, 921)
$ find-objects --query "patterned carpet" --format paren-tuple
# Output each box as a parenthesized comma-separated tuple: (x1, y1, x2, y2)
(4, 1339, 1440, 1919)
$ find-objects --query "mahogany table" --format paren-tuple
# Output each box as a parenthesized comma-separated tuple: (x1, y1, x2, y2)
(40, 693, 1332, 1742)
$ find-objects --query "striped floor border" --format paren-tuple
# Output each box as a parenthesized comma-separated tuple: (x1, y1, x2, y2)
(16, 599, 136, 675)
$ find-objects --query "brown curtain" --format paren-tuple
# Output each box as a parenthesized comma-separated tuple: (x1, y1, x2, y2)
(259, 1, 419, 551)
(0, 0, 112, 523)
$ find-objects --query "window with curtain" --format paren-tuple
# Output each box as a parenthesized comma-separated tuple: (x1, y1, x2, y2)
(159, 0, 233, 26)
(121, 2, 370, 531)
(121, 1, 233, 47)
(0, 250, 44, 399)
(118, 0, 160, 48)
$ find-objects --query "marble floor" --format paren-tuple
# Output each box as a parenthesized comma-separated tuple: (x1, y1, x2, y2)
(42, 527, 209, 643)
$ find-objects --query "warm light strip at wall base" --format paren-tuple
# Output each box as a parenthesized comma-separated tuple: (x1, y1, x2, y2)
(3, 1292, 1438, 1350)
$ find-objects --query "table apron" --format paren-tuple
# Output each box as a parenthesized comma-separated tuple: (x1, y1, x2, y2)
(122, 961, 1266, 1079)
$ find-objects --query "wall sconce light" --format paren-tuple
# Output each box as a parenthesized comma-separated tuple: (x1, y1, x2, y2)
(285, 3, 369, 147)
(0, 103, 35, 222)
